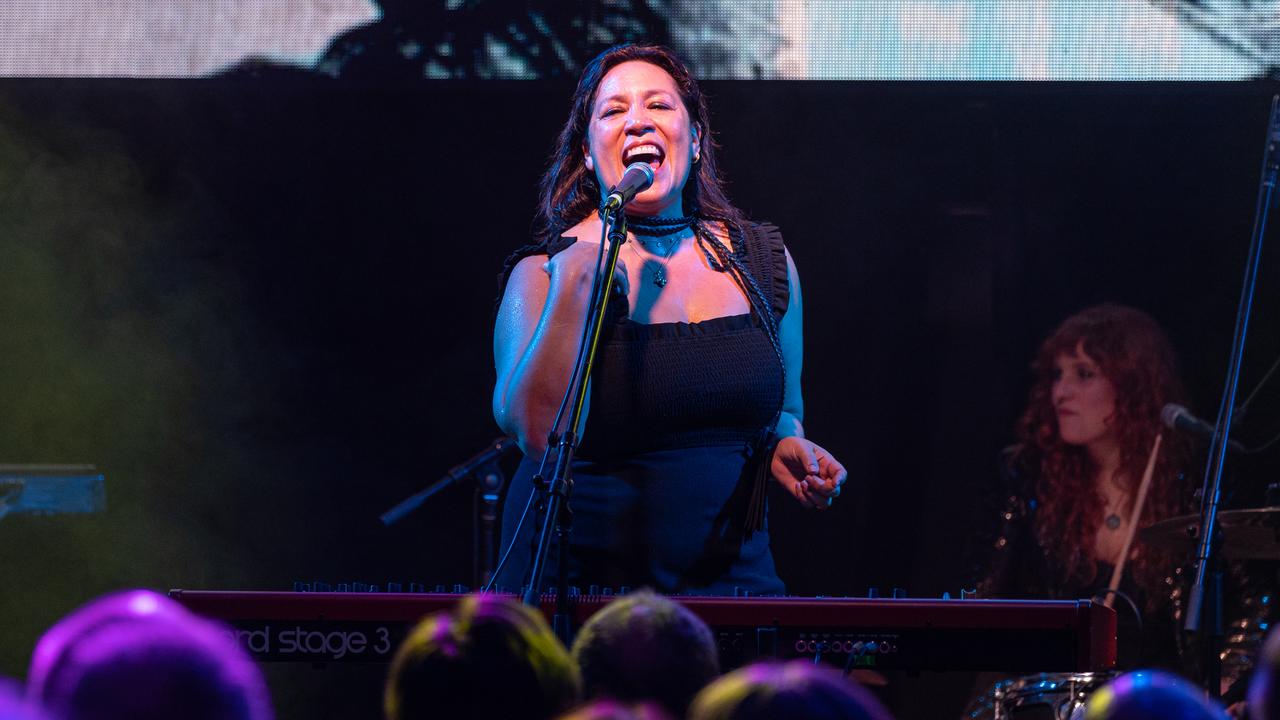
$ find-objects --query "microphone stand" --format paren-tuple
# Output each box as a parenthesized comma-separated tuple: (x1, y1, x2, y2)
(1183, 95, 1280, 698)
(522, 209, 629, 637)
(379, 437, 517, 587)
(379, 437, 517, 527)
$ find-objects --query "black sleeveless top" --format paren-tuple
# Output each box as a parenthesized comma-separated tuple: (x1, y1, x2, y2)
(498, 221, 789, 458)
(494, 221, 791, 594)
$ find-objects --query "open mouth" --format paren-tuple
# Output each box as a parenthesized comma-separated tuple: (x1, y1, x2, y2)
(623, 143, 665, 169)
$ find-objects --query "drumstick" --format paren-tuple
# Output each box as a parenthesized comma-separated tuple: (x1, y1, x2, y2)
(1103, 432, 1163, 609)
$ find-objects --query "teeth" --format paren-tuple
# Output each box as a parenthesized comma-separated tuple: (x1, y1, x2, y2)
(625, 144, 662, 162)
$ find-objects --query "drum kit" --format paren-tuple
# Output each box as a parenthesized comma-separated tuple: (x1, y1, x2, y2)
(966, 672, 1111, 720)
(965, 506, 1280, 719)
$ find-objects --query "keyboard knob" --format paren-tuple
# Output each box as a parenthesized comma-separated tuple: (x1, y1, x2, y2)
(892, 588, 907, 599)
(293, 582, 311, 592)
(588, 585, 600, 595)
(387, 582, 403, 593)
(452, 584, 468, 594)
(867, 588, 879, 599)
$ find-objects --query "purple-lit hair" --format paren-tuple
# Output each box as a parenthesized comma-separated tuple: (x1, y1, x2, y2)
(688, 661, 893, 720)
(556, 699, 673, 720)
(27, 590, 272, 720)
(1086, 670, 1226, 719)
(1250, 627, 1280, 719)
(0, 678, 49, 720)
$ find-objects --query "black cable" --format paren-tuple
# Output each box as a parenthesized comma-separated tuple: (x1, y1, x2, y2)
(1236, 353, 1280, 420)
(484, 486, 537, 592)
(1091, 587, 1145, 665)
(1248, 427, 1280, 455)
(840, 644, 859, 677)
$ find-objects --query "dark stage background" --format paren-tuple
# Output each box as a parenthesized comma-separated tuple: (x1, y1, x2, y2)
(2, 77, 1279, 717)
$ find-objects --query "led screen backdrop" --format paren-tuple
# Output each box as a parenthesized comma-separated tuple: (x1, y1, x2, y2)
(0, 0, 1273, 80)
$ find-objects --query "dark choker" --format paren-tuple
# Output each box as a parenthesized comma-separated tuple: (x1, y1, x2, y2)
(624, 214, 696, 236)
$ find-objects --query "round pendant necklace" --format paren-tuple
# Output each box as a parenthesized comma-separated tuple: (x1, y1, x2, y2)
(605, 213, 695, 288)
(628, 236, 679, 287)
(1105, 513, 1122, 530)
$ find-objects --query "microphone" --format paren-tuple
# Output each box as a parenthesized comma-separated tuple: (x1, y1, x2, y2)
(1160, 403, 1247, 453)
(442, 436, 518, 483)
(602, 162, 655, 212)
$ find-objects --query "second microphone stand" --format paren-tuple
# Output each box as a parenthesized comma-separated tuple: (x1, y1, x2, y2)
(1184, 94, 1280, 697)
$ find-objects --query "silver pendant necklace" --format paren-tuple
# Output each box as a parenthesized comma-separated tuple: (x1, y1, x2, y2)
(629, 236, 679, 288)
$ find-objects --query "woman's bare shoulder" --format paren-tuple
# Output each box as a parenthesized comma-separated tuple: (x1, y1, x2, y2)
(562, 214, 603, 243)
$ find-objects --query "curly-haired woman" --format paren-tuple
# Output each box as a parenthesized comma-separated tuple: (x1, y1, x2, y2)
(973, 303, 1194, 667)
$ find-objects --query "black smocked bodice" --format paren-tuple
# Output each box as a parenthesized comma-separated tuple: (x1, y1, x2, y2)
(497, 221, 790, 459)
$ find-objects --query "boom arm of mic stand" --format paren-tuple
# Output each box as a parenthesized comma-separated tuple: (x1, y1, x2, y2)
(522, 210, 628, 609)
(379, 472, 466, 526)
(380, 438, 516, 526)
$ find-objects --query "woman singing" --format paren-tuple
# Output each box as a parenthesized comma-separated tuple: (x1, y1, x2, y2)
(492, 44, 846, 595)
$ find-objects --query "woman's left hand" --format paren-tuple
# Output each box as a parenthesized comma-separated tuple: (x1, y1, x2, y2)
(771, 436, 847, 510)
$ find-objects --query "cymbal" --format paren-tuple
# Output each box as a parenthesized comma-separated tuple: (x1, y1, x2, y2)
(1140, 507, 1280, 560)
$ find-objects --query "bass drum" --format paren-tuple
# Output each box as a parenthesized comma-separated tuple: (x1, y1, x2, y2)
(965, 672, 1116, 720)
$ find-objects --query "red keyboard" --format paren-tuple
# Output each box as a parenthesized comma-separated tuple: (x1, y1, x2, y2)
(169, 590, 1115, 673)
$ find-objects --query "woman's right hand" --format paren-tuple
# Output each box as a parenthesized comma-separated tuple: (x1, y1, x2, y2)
(544, 239, 629, 300)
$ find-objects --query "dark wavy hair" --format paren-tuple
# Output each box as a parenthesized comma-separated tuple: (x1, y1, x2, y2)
(1018, 304, 1192, 606)
(535, 44, 746, 243)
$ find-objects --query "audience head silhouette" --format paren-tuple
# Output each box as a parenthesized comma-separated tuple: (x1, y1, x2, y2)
(688, 661, 893, 720)
(27, 590, 272, 720)
(571, 589, 719, 716)
(385, 593, 580, 720)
